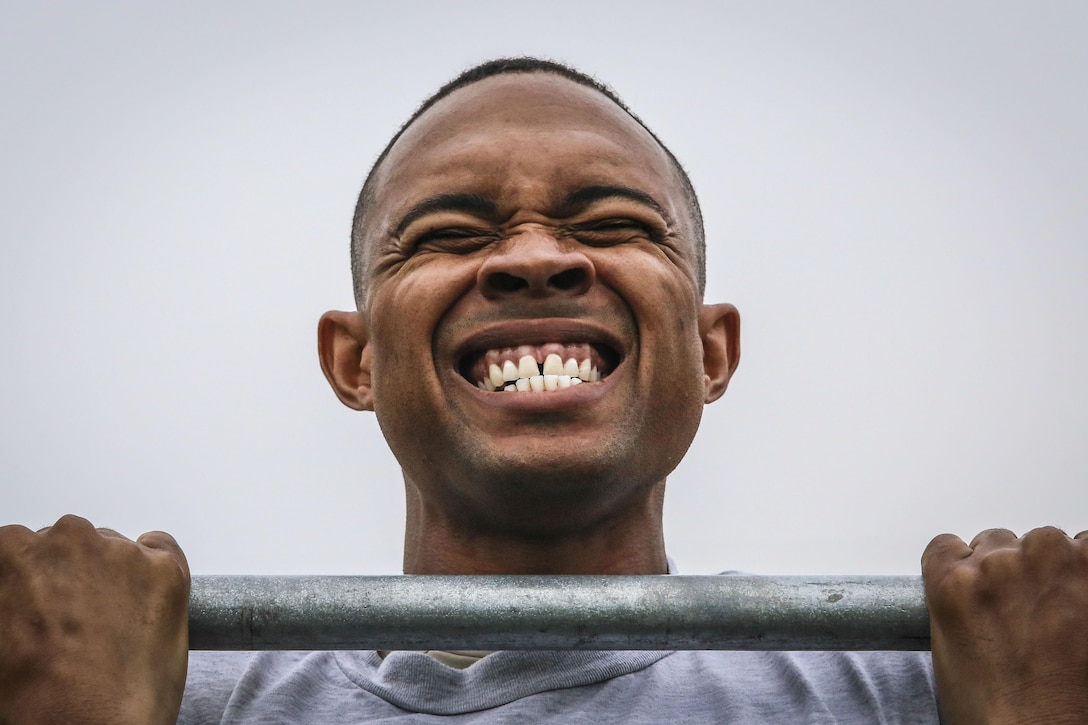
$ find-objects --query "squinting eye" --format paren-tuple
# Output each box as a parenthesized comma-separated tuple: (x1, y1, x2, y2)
(588, 219, 647, 231)
(572, 218, 655, 245)
(414, 228, 496, 253)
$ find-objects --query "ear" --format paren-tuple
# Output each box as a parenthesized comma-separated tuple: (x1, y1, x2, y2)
(698, 303, 740, 403)
(317, 310, 374, 411)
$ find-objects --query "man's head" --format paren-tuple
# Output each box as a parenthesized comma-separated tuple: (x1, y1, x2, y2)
(319, 60, 739, 569)
(350, 57, 707, 309)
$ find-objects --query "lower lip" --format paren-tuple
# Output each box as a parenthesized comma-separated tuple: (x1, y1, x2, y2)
(458, 369, 617, 412)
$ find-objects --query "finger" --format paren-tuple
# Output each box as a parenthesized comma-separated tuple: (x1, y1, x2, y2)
(1015, 526, 1081, 578)
(51, 513, 94, 529)
(37, 517, 133, 541)
(968, 527, 1018, 551)
(42, 513, 96, 538)
(0, 523, 35, 553)
(1074, 530, 1088, 540)
(36, 513, 95, 533)
(1023, 525, 1069, 538)
(95, 527, 132, 542)
(1021, 525, 1071, 551)
(0, 523, 34, 538)
(921, 533, 971, 577)
(137, 530, 191, 582)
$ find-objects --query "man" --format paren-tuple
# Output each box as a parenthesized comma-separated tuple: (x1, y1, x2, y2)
(1, 57, 1086, 723)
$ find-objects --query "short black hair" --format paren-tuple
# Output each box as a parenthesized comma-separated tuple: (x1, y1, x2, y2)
(350, 57, 705, 307)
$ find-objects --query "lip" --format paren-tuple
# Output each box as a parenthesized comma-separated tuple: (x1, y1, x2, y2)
(450, 318, 628, 363)
(446, 317, 630, 409)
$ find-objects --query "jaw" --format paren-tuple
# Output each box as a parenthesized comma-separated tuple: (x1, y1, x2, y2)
(403, 412, 664, 541)
(377, 302, 706, 542)
(421, 310, 704, 487)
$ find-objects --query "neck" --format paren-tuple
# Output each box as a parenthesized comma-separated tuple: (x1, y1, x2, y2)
(401, 481, 669, 575)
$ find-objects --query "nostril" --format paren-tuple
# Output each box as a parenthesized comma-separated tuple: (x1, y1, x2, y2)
(487, 272, 528, 293)
(549, 268, 587, 291)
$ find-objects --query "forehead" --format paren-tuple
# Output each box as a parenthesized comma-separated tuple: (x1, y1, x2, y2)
(369, 73, 688, 230)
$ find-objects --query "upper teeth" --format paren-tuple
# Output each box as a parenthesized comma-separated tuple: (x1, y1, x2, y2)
(477, 352, 600, 393)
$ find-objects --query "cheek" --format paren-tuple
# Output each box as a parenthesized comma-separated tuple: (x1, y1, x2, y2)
(370, 259, 477, 338)
(594, 249, 702, 337)
(367, 260, 478, 389)
(594, 251, 706, 412)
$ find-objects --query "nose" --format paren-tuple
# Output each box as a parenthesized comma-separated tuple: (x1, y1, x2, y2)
(477, 230, 595, 299)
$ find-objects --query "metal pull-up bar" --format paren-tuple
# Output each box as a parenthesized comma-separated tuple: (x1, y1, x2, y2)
(189, 575, 930, 651)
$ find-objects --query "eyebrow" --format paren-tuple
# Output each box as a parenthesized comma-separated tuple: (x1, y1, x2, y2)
(393, 193, 501, 237)
(555, 185, 671, 222)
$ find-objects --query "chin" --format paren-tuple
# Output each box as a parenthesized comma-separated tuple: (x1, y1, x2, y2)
(437, 444, 662, 534)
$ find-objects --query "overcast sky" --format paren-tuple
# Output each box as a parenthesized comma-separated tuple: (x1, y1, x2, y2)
(2, 2, 1086, 576)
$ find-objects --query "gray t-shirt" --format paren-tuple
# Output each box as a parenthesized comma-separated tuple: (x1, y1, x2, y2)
(180, 648, 939, 723)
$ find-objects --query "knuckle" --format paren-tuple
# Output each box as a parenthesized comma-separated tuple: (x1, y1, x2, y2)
(921, 533, 969, 580)
(977, 546, 1020, 580)
(926, 563, 980, 611)
(0, 523, 33, 547)
(138, 530, 180, 551)
(147, 551, 191, 606)
(49, 514, 95, 535)
(138, 532, 188, 573)
(1021, 525, 1074, 559)
(148, 546, 185, 576)
(1024, 524, 1068, 541)
(924, 532, 959, 551)
(922, 533, 961, 562)
(968, 527, 1016, 549)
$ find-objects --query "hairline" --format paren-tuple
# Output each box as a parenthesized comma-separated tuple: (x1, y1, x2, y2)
(351, 60, 706, 308)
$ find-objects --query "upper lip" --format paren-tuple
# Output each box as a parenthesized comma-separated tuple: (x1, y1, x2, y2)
(449, 318, 629, 377)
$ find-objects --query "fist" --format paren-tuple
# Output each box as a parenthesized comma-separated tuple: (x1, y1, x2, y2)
(0, 514, 190, 725)
(922, 526, 1088, 724)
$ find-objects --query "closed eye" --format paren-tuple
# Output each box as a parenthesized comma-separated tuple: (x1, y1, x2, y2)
(587, 219, 647, 231)
(569, 218, 659, 246)
(414, 228, 498, 254)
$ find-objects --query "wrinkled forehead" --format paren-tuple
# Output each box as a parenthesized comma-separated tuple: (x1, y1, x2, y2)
(369, 74, 689, 232)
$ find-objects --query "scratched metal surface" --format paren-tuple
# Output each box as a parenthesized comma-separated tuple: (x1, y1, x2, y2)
(188, 575, 930, 651)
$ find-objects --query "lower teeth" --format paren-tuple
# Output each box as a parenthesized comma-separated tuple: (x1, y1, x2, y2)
(494, 375, 585, 392)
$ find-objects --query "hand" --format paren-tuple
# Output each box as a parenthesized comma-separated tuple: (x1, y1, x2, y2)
(0, 515, 190, 725)
(922, 526, 1088, 724)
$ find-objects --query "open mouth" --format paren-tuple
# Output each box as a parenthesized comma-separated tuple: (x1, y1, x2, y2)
(459, 342, 621, 393)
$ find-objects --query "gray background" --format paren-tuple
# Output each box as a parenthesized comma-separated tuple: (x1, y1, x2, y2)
(3, 2, 1085, 575)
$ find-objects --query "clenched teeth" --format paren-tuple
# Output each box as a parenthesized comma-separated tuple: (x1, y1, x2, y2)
(518, 355, 538, 379)
(543, 353, 563, 376)
(476, 350, 602, 393)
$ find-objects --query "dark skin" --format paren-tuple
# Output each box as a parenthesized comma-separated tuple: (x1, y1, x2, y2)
(923, 526, 1088, 723)
(0, 515, 189, 725)
(319, 74, 739, 575)
(0, 72, 1086, 723)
